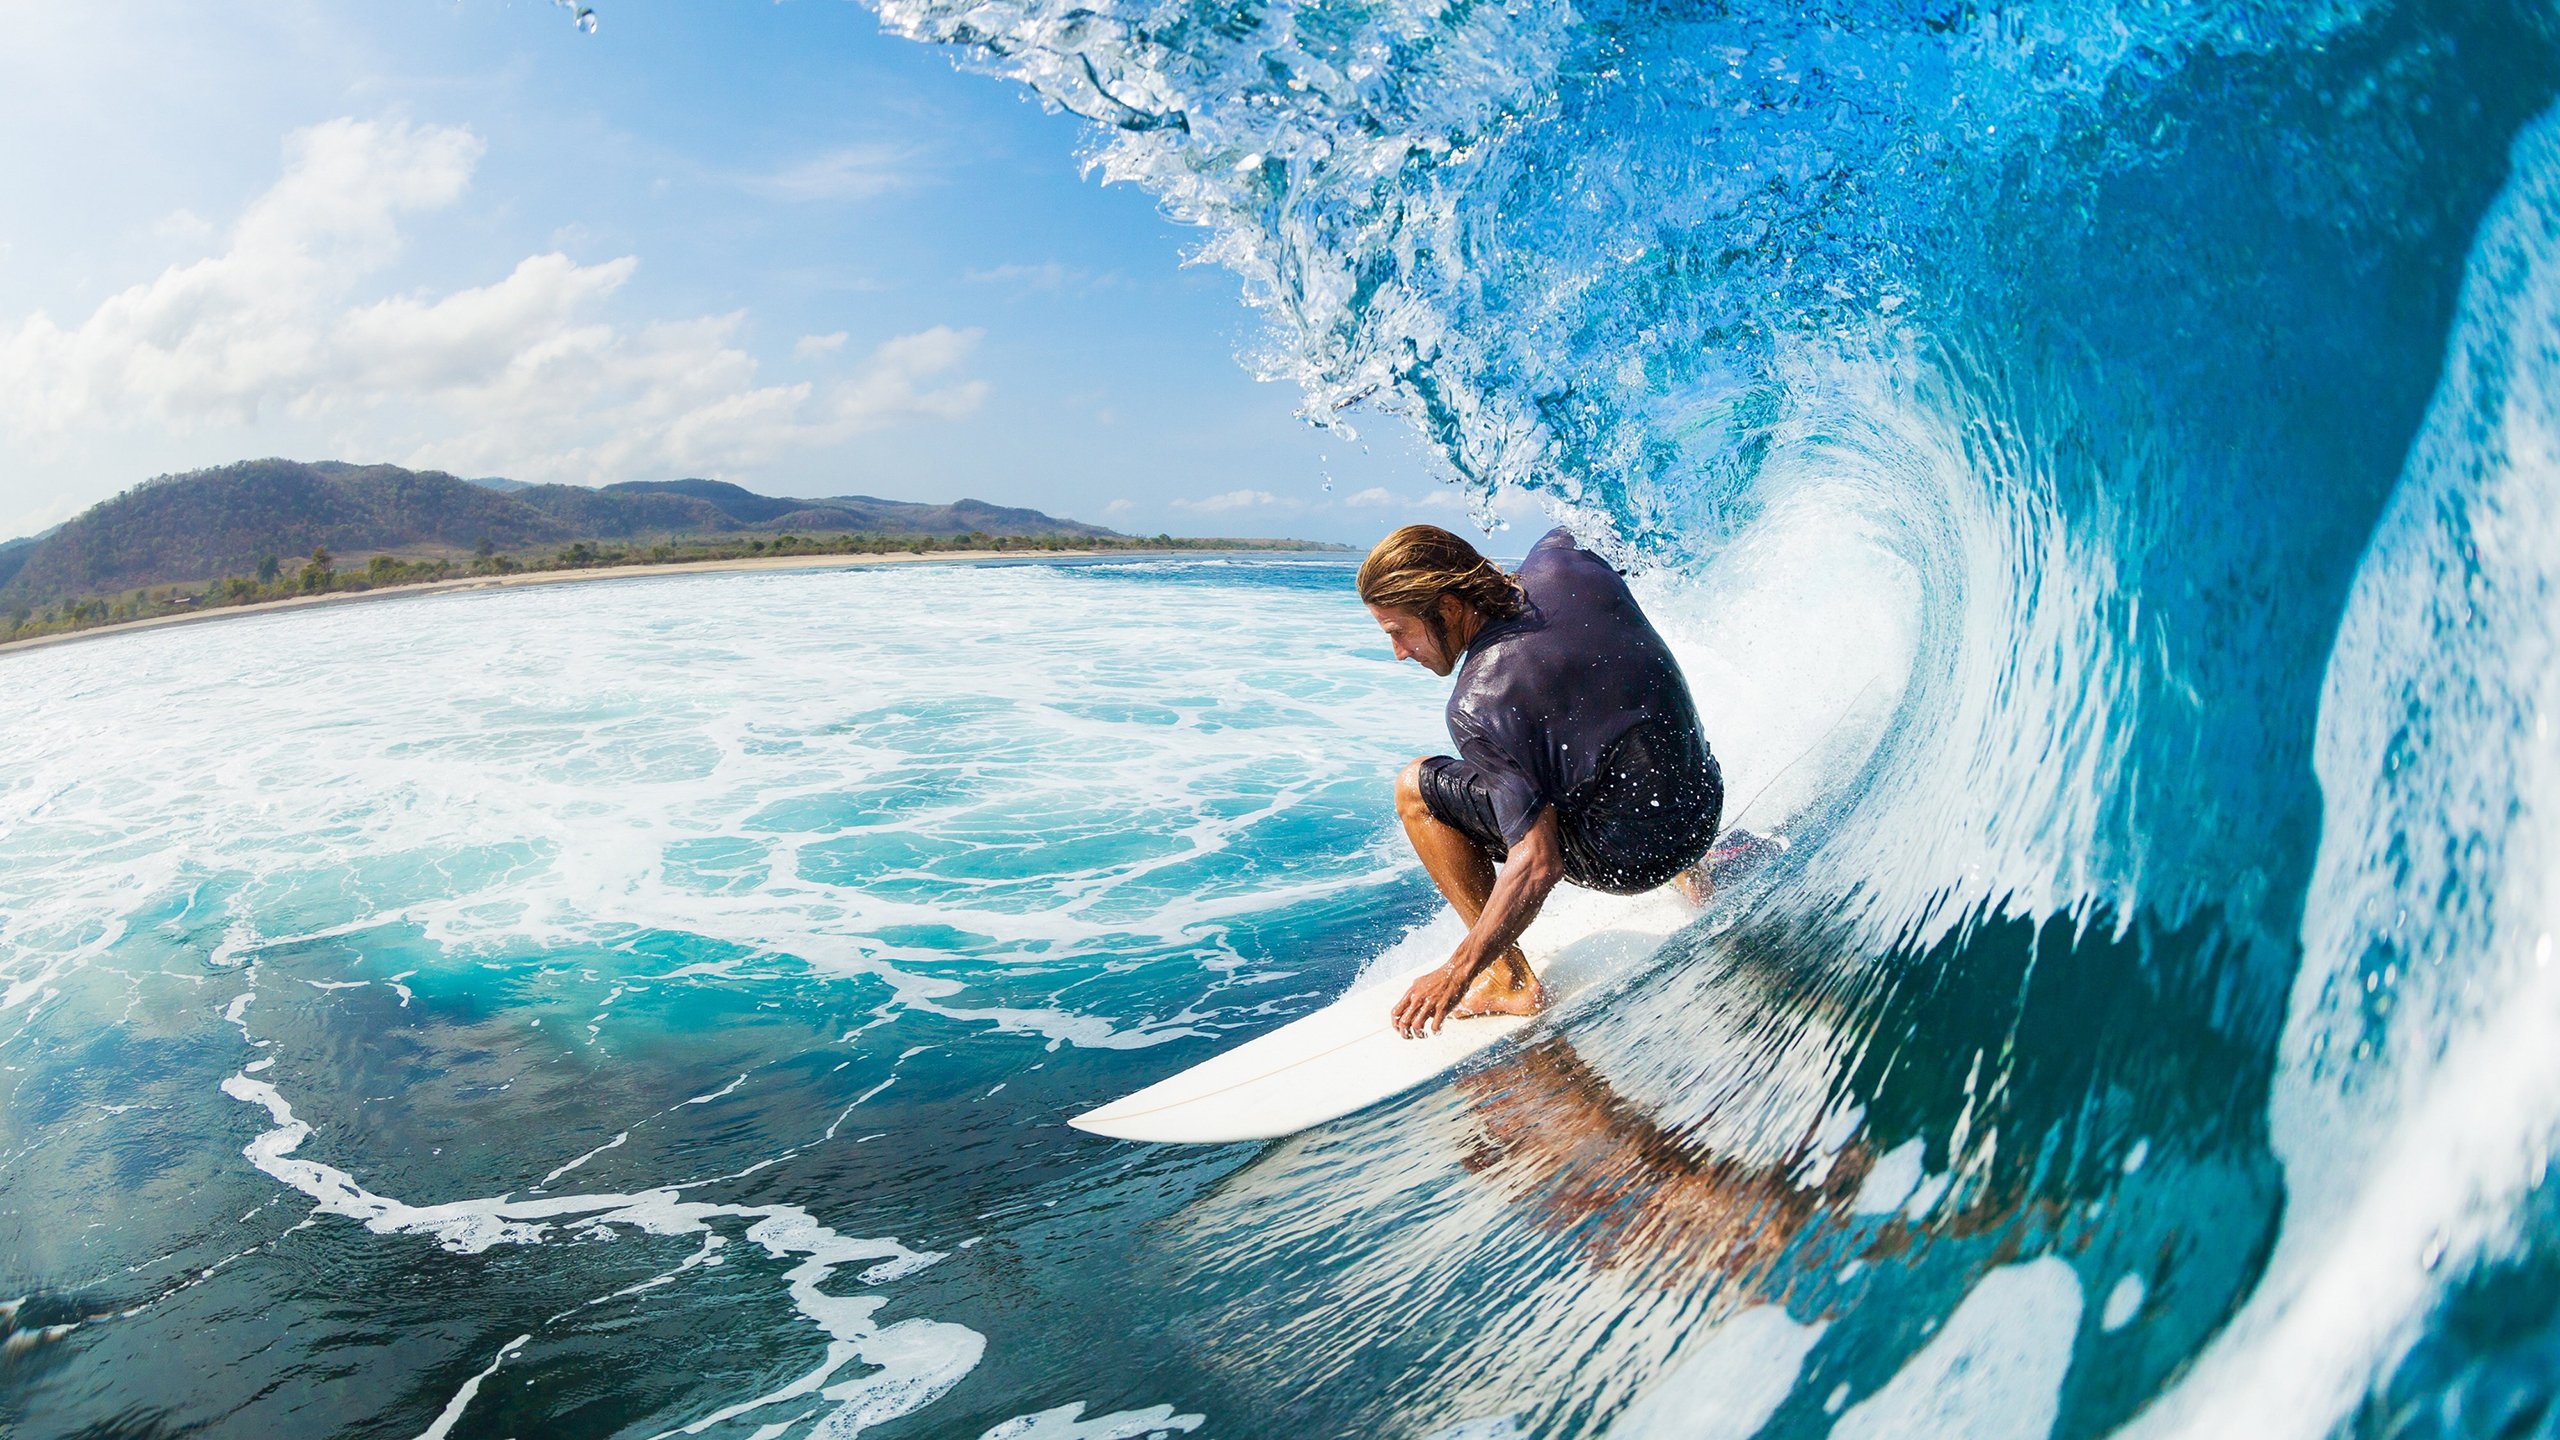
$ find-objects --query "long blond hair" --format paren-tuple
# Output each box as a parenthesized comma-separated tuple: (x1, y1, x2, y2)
(1356, 525, 1526, 629)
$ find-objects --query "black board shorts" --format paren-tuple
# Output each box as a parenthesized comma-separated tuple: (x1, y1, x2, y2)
(1417, 716, 1723, 896)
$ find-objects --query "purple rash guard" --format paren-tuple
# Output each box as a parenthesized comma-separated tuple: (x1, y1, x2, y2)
(1431, 528, 1720, 891)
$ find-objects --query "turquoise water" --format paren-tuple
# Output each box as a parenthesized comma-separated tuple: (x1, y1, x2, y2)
(19, 0, 2560, 1433)
(0, 558, 1488, 1435)
(2, 544, 1925, 1436)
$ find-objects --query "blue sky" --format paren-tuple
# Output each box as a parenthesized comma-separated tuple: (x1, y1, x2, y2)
(0, 1, 1544, 545)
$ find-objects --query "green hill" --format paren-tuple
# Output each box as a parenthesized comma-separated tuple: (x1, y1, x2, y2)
(2, 459, 1121, 607)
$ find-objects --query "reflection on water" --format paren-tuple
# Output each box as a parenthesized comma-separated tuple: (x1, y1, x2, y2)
(1154, 886, 2286, 1438)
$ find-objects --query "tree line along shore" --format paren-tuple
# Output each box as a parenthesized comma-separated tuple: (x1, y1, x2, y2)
(0, 530, 1334, 647)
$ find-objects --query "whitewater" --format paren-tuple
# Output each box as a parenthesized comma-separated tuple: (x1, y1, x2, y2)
(10, 0, 2560, 1435)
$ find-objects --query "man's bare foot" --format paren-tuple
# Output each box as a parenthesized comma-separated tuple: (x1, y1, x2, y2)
(1670, 863, 1712, 908)
(1451, 949, 1545, 1018)
(1669, 829, 1789, 908)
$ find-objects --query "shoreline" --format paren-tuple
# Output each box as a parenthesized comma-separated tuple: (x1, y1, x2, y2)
(0, 546, 1341, 659)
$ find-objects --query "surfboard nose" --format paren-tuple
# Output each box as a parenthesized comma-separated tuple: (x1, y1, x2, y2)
(1064, 1107, 1159, 1142)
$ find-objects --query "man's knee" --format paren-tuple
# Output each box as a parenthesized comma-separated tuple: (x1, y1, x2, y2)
(1395, 758, 1433, 822)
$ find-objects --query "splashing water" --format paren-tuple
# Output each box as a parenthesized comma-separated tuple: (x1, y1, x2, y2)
(13, 0, 2560, 1436)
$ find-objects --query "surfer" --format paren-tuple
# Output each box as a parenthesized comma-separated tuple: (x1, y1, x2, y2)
(1362, 525, 1722, 1038)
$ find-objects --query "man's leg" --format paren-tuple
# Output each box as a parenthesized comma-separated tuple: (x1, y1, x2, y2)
(1395, 759, 1543, 1016)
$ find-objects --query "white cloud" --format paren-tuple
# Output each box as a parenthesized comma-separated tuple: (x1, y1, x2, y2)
(337, 252, 639, 394)
(795, 331, 849, 360)
(1172, 488, 1286, 513)
(1103, 499, 1135, 516)
(1, 117, 481, 433)
(1341, 486, 1395, 507)
(0, 117, 988, 486)
(153, 208, 217, 246)
(746, 143, 915, 203)
(397, 319, 988, 483)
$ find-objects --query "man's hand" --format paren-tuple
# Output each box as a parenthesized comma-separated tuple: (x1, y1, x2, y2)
(1394, 959, 1480, 1038)
(1391, 807, 1565, 1039)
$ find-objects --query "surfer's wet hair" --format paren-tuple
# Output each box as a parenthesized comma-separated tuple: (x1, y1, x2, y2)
(1356, 525, 1528, 627)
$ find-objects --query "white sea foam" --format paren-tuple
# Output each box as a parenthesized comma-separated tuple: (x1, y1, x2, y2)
(1852, 1138, 1927, 1216)
(688, 1073, 749, 1104)
(0, 561, 1441, 1050)
(412, 1334, 528, 1440)
(2102, 1273, 2146, 1332)
(1829, 1257, 2083, 1440)
(978, 1402, 1205, 1439)
(0, 559, 1460, 1437)
(1610, 1305, 1826, 1439)
(221, 1063, 982, 1438)
(539, 1130, 629, 1186)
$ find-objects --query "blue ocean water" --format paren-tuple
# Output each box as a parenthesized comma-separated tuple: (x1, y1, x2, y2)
(0, 558, 1509, 1434)
(10, 0, 2560, 1436)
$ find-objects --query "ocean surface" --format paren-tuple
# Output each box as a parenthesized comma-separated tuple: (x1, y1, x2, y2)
(13, 0, 2560, 1435)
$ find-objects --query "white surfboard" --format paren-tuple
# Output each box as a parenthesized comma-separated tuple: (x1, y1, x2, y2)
(1070, 891, 1695, 1143)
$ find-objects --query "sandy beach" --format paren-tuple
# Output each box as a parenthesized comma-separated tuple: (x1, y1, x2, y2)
(0, 546, 1321, 659)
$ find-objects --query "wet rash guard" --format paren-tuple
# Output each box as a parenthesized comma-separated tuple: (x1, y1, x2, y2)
(1419, 527, 1721, 893)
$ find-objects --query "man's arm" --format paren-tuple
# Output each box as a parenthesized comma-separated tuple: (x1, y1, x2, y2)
(1393, 806, 1566, 1037)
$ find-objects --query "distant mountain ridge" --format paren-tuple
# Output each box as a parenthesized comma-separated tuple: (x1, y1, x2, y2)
(0, 534, 38, 594)
(3, 459, 1121, 605)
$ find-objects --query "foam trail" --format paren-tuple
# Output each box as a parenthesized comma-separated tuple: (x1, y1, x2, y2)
(539, 1130, 629, 1186)
(978, 1403, 1206, 1439)
(688, 1073, 748, 1104)
(220, 1069, 984, 1437)
(413, 1334, 528, 1440)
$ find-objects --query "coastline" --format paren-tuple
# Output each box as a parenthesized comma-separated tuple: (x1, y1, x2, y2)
(0, 546, 1338, 660)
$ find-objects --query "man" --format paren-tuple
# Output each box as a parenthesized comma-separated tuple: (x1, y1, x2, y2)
(1361, 524, 1722, 1038)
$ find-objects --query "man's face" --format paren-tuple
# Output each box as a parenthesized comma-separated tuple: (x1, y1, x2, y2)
(1370, 601, 1459, 676)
